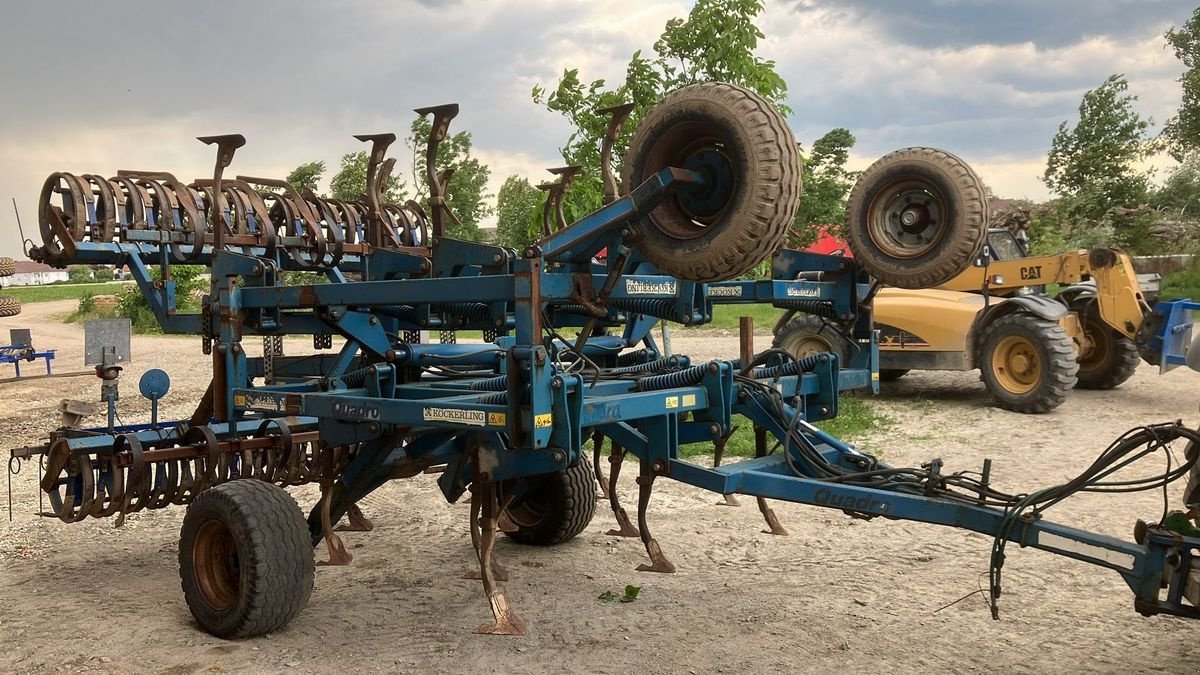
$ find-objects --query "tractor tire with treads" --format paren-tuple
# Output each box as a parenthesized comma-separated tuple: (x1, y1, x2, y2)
(503, 460, 597, 546)
(844, 147, 988, 288)
(0, 257, 14, 277)
(620, 82, 801, 282)
(978, 311, 1078, 413)
(772, 313, 849, 363)
(0, 296, 20, 317)
(179, 480, 314, 639)
(1072, 304, 1140, 390)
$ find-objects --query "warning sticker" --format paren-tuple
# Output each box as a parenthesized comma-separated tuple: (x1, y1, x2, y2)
(682, 394, 696, 407)
(534, 413, 553, 428)
(487, 412, 507, 426)
(665, 396, 679, 409)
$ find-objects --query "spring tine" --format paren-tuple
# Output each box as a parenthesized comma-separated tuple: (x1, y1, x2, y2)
(413, 103, 459, 240)
(597, 103, 635, 205)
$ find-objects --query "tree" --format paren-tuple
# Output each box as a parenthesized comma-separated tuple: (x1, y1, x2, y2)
(286, 161, 325, 193)
(494, 175, 542, 250)
(533, 0, 788, 219)
(1041, 74, 1155, 251)
(791, 128, 857, 247)
(1153, 157, 1200, 219)
(405, 117, 492, 241)
(1164, 7, 1200, 159)
(328, 151, 407, 203)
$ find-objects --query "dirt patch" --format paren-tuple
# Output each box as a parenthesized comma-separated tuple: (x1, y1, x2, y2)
(1, 300, 1197, 673)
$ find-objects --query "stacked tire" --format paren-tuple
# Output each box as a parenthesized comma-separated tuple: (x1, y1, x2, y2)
(0, 257, 19, 317)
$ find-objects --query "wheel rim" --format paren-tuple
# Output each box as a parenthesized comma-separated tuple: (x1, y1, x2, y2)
(642, 123, 738, 239)
(991, 335, 1042, 395)
(1078, 319, 1111, 375)
(505, 480, 550, 529)
(193, 519, 240, 611)
(781, 331, 836, 359)
(866, 179, 949, 260)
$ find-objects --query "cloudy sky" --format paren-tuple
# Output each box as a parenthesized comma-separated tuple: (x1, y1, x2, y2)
(0, 0, 1192, 259)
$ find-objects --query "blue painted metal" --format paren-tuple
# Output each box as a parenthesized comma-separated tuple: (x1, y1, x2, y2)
(0, 343, 56, 378)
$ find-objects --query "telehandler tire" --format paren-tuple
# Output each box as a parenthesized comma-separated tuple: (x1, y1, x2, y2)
(503, 460, 597, 546)
(978, 312, 1078, 413)
(0, 257, 14, 277)
(844, 147, 988, 288)
(0, 296, 21, 317)
(620, 82, 801, 282)
(179, 480, 314, 639)
(1073, 307, 1140, 390)
(772, 313, 850, 363)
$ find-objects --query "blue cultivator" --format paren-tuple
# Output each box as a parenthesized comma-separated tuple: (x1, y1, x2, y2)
(10, 83, 1200, 639)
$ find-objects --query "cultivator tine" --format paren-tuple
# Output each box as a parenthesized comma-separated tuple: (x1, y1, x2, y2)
(592, 430, 611, 499)
(536, 181, 560, 238)
(463, 487, 510, 581)
(413, 104, 460, 240)
(316, 486, 353, 566)
(548, 166, 581, 232)
(197, 134, 246, 251)
(754, 426, 788, 536)
(604, 443, 640, 537)
(635, 461, 676, 573)
(597, 103, 635, 205)
(472, 481, 526, 636)
(353, 133, 397, 249)
(712, 428, 741, 506)
(334, 503, 374, 532)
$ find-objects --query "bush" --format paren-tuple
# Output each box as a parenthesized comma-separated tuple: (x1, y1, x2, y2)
(116, 265, 209, 334)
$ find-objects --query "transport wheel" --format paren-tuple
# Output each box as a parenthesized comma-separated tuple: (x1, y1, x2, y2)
(773, 313, 849, 362)
(979, 312, 1078, 413)
(0, 257, 14, 277)
(0, 296, 20, 317)
(1074, 308, 1139, 390)
(179, 480, 314, 638)
(620, 82, 801, 282)
(878, 369, 910, 382)
(844, 147, 988, 288)
(503, 460, 597, 546)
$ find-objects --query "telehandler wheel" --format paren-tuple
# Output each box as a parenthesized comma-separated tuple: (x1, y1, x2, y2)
(844, 147, 988, 288)
(1075, 312, 1140, 390)
(978, 312, 1078, 413)
(620, 82, 801, 282)
(179, 480, 314, 639)
(0, 296, 21, 317)
(772, 313, 849, 362)
(0, 257, 14, 277)
(503, 460, 597, 546)
(879, 369, 910, 382)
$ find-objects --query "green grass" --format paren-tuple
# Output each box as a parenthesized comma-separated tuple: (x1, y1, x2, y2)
(2, 281, 129, 304)
(1161, 262, 1200, 301)
(678, 396, 891, 459)
(683, 303, 784, 332)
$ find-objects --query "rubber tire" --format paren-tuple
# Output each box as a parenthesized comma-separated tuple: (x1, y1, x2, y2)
(879, 369, 910, 382)
(978, 312, 1078, 414)
(0, 257, 13, 277)
(620, 82, 801, 282)
(1074, 312, 1139, 390)
(772, 313, 849, 363)
(844, 147, 988, 288)
(0, 296, 20, 317)
(179, 480, 315, 639)
(503, 460, 597, 546)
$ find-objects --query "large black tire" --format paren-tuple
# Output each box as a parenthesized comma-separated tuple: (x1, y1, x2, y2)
(0, 296, 20, 317)
(845, 147, 988, 288)
(0, 257, 14, 277)
(179, 480, 314, 639)
(978, 312, 1078, 413)
(878, 369, 910, 382)
(1073, 305, 1139, 390)
(620, 82, 801, 282)
(772, 313, 849, 362)
(503, 461, 597, 546)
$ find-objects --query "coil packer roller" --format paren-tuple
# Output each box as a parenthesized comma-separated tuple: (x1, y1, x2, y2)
(14, 82, 1200, 639)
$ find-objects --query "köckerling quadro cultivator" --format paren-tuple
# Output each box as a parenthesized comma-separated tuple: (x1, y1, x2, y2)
(11, 83, 1200, 638)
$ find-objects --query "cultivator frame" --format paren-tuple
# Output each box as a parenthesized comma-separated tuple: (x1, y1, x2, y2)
(11, 83, 1200, 637)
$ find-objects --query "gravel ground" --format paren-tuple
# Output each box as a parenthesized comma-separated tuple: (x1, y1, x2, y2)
(1, 300, 1198, 674)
